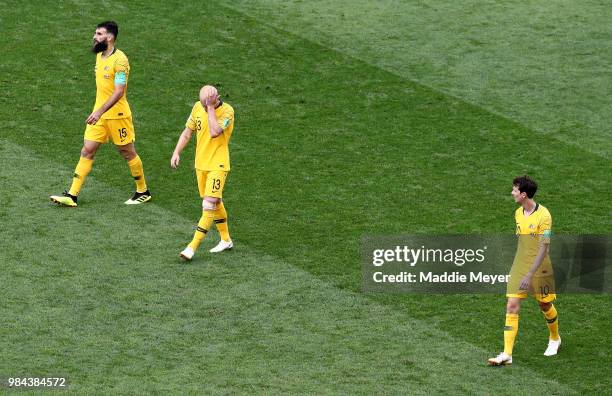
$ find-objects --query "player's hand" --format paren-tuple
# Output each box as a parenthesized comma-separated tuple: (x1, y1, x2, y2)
(205, 93, 220, 109)
(200, 85, 219, 108)
(170, 153, 180, 169)
(201, 85, 218, 101)
(86, 110, 103, 125)
(519, 274, 533, 291)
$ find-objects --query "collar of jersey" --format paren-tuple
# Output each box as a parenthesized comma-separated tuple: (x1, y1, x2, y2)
(101, 47, 116, 59)
(523, 202, 539, 216)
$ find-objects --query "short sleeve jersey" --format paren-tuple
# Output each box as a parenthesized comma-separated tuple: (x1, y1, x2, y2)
(94, 48, 132, 119)
(185, 101, 234, 171)
(512, 203, 553, 277)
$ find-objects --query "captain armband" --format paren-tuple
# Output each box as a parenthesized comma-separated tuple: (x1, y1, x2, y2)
(114, 71, 127, 85)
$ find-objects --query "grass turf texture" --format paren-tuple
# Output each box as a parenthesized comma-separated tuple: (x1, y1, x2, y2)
(1, 0, 610, 393)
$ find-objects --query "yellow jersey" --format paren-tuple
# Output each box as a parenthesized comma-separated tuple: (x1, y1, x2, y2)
(186, 101, 234, 171)
(512, 203, 553, 277)
(93, 48, 131, 119)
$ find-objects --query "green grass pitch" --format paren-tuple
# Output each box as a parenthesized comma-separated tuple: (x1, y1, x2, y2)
(1, 0, 610, 393)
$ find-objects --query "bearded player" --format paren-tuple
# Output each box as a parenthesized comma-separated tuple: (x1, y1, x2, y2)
(171, 85, 235, 260)
(488, 176, 561, 366)
(51, 21, 151, 207)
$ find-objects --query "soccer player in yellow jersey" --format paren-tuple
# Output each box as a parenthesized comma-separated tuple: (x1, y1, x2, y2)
(488, 176, 561, 366)
(50, 21, 150, 207)
(170, 85, 235, 260)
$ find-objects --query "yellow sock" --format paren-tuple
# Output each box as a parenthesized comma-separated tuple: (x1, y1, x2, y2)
(68, 156, 94, 196)
(188, 210, 215, 251)
(503, 313, 519, 356)
(127, 155, 147, 193)
(213, 202, 231, 241)
(542, 304, 560, 341)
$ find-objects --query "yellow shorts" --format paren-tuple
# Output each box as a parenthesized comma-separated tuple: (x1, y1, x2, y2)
(84, 117, 135, 145)
(196, 170, 228, 199)
(506, 273, 556, 303)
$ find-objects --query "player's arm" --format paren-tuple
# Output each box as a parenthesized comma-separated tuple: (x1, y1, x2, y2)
(205, 102, 223, 138)
(520, 214, 552, 289)
(205, 100, 233, 139)
(519, 243, 549, 290)
(171, 127, 194, 168)
(86, 73, 127, 125)
(527, 243, 549, 275)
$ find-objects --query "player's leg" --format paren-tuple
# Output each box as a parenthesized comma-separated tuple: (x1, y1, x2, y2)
(50, 126, 104, 207)
(503, 297, 521, 356)
(109, 118, 150, 204)
(71, 139, 100, 194)
(538, 298, 561, 356)
(533, 276, 561, 355)
(210, 199, 233, 252)
(180, 170, 227, 260)
(117, 142, 151, 204)
(488, 296, 521, 366)
(181, 196, 219, 261)
(207, 171, 232, 253)
(489, 269, 524, 365)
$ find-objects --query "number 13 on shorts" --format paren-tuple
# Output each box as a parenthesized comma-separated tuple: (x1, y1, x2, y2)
(196, 170, 228, 198)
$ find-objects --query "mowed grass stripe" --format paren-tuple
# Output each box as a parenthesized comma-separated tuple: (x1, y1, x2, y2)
(0, 139, 574, 394)
(226, 0, 612, 159)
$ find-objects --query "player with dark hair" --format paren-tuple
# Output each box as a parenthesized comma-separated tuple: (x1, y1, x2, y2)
(488, 176, 561, 365)
(51, 20, 151, 206)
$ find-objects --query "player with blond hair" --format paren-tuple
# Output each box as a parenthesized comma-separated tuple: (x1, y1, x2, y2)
(171, 85, 235, 260)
